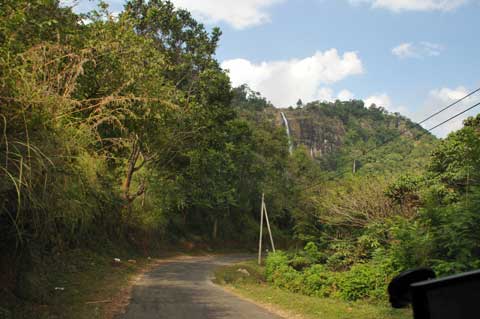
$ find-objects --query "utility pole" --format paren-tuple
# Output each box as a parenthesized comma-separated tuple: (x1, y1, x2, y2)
(263, 202, 276, 253)
(258, 193, 276, 265)
(258, 193, 264, 265)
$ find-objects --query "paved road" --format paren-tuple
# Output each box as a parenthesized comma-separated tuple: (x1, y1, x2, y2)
(116, 255, 283, 319)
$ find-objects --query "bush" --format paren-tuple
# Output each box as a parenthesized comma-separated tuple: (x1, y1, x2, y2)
(301, 264, 336, 297)
(265, 247, 399, 302)
(270, 264, 303, 293)
(325, 241, 358, 271)
(268, 260, 392, 301)
(289, 255, 313, 271)
(303, 242, 322, 262)
(336, 258, 397, 301)
(337, 263, 380, 301)
(387, 217, 432, 271)
(266, 251, 305, 292)
(265, 251, 290, 280)
(288, 242, 325, 271)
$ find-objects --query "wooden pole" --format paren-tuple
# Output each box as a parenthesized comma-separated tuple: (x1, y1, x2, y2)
(353, 159, 356, 174)
(258, 193, 265, 265)
(263, 198, 276, 252)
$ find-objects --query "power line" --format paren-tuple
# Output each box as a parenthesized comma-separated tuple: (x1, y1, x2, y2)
(418, 88, 480, 125)
(302, 98, 480, 191)
(427, 102, 480, 133)
(362, 87, 480, 156)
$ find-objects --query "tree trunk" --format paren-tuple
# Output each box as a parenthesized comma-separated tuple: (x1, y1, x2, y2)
(122, 138, 147, 218)
(122, 139, 141, 202)
(212, 218, 218, 240)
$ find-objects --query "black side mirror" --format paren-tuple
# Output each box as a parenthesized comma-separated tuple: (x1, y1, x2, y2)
(388, 268, 436, 308)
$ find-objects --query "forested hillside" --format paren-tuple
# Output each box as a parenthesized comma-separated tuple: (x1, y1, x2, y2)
(276, 100, 437, 174)
(260, 113, 480, 304)
(1, 0, 480, 316)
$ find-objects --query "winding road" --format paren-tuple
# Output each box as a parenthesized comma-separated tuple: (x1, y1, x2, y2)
(116, 255, 283, 319)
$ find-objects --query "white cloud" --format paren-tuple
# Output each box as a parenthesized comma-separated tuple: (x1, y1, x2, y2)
(170, 0, 285, 29)
(362, 88, 480, 138)
(364, 94, 392, 109)
(392, 42, 444, 59)
(364, 93, 411, 115)
(349, 0, 468, 11)
(311, 88, 355, 102)
(221, 49, 364, 107)
(392, 43, 415, 58)
(62, 0, 284, 29)
(338, 89, 355, 101)
(422, 42, 444, 56)
(316, 88, 335, 102)
(417, 86, 480, 137)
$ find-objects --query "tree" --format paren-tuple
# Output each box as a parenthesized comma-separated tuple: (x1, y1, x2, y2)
(124, 0, 223, 103)
(296, 99, 303, 108)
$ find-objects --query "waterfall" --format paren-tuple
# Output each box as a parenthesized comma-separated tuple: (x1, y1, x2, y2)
(280, 112, 293, 155)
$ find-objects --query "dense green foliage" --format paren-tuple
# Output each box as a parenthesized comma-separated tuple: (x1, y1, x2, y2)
(265, 246, 394, 302)
(284, 100, 437, 174)
(0, 0, 290, 254)
(1, 0, 480, 314)
(215, 261, 410, 319)
(264, 115, 480, 302)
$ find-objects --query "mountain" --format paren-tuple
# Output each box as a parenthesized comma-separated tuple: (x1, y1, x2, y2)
(233, 86, 438, 177)
(273, 100, 438, 175)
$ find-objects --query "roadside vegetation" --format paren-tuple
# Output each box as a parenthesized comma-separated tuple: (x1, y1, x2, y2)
(214, 260, 410, 319)
(1, 0, 480, 317)
(2, 248, 149, 319)
(240, 115, 480, 311)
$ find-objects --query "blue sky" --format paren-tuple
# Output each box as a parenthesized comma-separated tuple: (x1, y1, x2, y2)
(65, 0, 480, 136)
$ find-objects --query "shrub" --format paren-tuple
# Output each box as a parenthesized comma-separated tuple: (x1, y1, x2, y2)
(301, 264, 336, 297)
(265, 251, 289, 281)
(326, 241, 358, 271)
(265, 248, 398, 302)
(387, 217, 432, 271)
(336, 259, 396, 301)
(303, 242, 322, 262)
(289, 255, 313, 271)
(266, 251, 306, 293)
(337, 263, 379, 301)
(289, 242, 325, 271)
(270, 264, 303, 293)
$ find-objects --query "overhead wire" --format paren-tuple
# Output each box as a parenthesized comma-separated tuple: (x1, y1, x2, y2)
(359, 87, 480, 156)
(301, 89, 480, 191)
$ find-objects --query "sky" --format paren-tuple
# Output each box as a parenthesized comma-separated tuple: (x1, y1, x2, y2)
(64, 0, 480, 137)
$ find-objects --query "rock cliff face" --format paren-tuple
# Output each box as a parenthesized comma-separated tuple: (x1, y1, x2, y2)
(276, 110, 344, 159)
(271, 100, 434, 162)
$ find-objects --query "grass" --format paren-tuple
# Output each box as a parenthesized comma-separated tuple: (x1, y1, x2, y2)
(1, 247, 152, 319)
(214, 260, 412, 319)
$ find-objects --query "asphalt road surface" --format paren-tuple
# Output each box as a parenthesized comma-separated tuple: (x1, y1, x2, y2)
(116, 255, 284, 319)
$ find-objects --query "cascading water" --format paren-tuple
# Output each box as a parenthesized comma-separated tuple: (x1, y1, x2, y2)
(280, 112, 293, 155)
